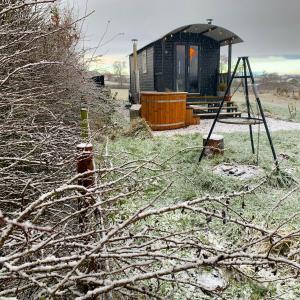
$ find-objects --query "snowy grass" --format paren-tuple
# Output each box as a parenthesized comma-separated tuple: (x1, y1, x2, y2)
(105, 130, 300, 234)
(102, 130, 300, 298)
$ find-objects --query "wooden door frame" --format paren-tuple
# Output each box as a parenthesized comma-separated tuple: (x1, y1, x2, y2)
(174, 43, 201, 93)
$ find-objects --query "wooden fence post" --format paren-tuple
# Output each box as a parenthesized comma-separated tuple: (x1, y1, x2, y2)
(76, 143, 95, 188)
(80, 108, 89, 139)
(76, 143, 95, 229)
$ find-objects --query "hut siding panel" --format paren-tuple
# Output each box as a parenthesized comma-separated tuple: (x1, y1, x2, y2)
(131, 32, 220, 95)
(154, 41, 164, 91)
(138, 47, 154, 91)
(153, 41, 174, 91)
(200, 44, 220, 95)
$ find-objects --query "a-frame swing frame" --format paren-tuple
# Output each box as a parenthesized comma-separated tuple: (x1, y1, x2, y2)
(199, 57, 279, 168)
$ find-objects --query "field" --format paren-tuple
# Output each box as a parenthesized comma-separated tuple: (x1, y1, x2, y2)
(108, 130, 300, 222)
(233, 92, 300, 123)
(110, 88, 129, 102)
(104, 89, 300, 298)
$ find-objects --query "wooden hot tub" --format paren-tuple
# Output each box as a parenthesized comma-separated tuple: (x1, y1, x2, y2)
(140, 92, 187, 131)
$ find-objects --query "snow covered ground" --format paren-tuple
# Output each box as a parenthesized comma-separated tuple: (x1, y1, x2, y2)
(152, 116, 300, 137)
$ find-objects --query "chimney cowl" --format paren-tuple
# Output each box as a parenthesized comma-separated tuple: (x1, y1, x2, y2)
(207, 18, 213, 25)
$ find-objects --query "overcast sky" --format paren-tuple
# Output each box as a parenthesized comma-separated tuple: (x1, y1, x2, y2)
(61, 0, 300, 74)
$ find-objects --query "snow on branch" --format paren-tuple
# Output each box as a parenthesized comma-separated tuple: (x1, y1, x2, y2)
(0, 0, 56, 17)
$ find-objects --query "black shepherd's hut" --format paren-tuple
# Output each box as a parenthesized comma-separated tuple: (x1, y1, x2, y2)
(129, 22, 243, 100)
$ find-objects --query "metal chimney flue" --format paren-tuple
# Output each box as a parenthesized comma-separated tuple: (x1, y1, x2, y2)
(207, 18, 213, 25)
(131, 39, 140, 104)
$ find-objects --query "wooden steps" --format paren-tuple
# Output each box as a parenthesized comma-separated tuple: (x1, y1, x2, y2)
(187, 101, 224, 105)
(186, 107, 200, 125)
(195, 111, 242, 118)
(187, 95, 220, 99)
(189, 105, 238, 111)
(186, 94, 240, 120)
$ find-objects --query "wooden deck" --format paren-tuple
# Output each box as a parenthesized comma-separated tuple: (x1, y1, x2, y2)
(187, 94, 241, 119)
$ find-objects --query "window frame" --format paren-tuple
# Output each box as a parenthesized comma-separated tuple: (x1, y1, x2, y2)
(141, 50, 147, 74)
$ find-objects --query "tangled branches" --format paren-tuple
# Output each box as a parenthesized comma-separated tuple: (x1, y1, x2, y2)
(0, 1, 89, 210)
(0, 149, 300, 299)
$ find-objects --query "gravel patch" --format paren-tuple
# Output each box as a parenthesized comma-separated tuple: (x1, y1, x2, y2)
(153, 116, 300, 137)
(213, 163, 263, 180)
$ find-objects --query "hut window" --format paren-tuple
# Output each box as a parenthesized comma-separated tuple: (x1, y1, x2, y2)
(142, 50, 147, 74)
(188, 45, 199, 93)
(176, 45, 186, 91)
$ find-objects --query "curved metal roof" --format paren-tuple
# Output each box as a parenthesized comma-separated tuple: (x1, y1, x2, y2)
(132, 23, 243, 55)
(161, 23, 243, 46)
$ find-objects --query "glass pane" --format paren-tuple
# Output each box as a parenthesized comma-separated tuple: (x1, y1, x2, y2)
(189, 45, 198, 93)
(176, 45, 186, 91)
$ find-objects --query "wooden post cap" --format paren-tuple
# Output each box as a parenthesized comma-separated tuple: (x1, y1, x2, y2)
(203, 134, 224, 157)
(76, 143, 93, 152)
(203, 134, 224, 141)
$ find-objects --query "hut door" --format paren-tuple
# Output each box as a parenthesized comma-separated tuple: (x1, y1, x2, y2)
(188, 45, 199, 93)
(175, 45, 186, 91)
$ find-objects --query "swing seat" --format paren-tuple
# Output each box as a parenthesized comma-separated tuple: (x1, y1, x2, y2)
(217, 117, 263, 125)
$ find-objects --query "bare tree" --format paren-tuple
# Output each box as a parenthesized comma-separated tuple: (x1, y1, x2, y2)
(113, 60, 126, 87)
